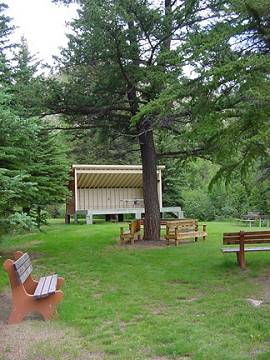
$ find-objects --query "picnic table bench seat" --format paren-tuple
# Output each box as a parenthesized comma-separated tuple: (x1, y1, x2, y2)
(3, 251, 64, 324)
(221, 230, 270, 268)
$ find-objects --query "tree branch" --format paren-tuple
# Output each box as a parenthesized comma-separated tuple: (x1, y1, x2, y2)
(157, 147, 205, 159)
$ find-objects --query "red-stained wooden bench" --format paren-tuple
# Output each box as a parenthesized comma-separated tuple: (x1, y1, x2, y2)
(3, 251, 64, 324)
(222, 231, 270, 269)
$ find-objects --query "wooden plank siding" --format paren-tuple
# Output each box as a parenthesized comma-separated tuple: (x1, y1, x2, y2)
(67, 165, 165, 214)
(77, 188, 144, 210)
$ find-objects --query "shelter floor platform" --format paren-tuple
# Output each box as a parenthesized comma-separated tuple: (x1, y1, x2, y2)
(75, 207, 184, 224)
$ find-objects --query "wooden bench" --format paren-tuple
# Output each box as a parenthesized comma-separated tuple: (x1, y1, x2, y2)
(165, 219, 207, 246)
(120, 219, 141, 245)
(222, 231, 270, 269)
(3, 251, 64, 324)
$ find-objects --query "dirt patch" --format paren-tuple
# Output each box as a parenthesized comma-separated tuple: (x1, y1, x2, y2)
(0, 250, 15, 259)
(176, 296, 200, 303)
(119, 320, 126, 333)
(0, 249, 41, 262)
(247, 298, 263, 307)
(0, 290, 104, 360)
(119, 238, 195, 249)
(0, 291, 12, 322)
(256, 274, 270, 301)
(167, 279, 190, 285)
(246, 272, 270, 308)
(148, 303, 169, 316)
(94, 292, 103, 299)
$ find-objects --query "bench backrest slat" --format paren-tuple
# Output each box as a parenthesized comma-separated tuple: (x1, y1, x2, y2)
(223, 230, 270, 236)
(166, 219, 197, 226)
(13, 253, 32, 284)
(130, 220, 140, 234)
(166, 220, 197, 233)
(223, 231, 270, 245)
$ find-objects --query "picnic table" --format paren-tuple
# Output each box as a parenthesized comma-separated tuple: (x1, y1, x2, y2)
(236, 213, 270, 227)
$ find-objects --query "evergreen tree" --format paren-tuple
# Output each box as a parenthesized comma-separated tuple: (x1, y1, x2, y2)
(0, 6, 70, 230)
(21, 126, 69, 227)
(9, 38, 70, 226)
(50, 0, 205, 239)
(0, 2, 15, 84)
(151, 0, 270, 178)
(11, 37, 46, 117)
(0, 90, 36, 218)
(51, 0, 270, 233)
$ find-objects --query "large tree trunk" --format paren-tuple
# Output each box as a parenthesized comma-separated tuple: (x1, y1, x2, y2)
(164, 0, 172, 50)
(138, 118, 160, 240)
(126, 20, 161, 240)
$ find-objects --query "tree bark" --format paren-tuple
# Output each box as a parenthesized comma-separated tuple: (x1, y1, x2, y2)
(138, 118, 160, 240)
(126, 20, 161, 240)
(164, 0, 172, 51)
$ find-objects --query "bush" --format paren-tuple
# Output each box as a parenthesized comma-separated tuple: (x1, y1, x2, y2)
(182, 189, 216, 221)
(7, 212, 38, 232)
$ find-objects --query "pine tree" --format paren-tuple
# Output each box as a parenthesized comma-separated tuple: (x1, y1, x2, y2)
(9, 37, 70, 226)
(0, 8, 70, 229)
(11, 37, 46, 117)
(0, 90, 36, 218)
(0, 2, 15, 84)
(50, 0, 203, 239)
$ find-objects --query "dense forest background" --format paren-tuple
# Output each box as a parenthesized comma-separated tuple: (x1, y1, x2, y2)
(1, 0, 270, 234)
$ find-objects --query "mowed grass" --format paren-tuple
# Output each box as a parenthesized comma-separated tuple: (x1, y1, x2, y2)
(1, 221, 270, 359)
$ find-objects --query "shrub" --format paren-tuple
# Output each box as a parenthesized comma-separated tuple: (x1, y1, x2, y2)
(7, 212, 37, 232)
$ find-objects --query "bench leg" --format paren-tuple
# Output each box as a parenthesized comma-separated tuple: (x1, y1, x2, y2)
(39, 291, 64, 321)
(7, 290, 64, 324)
(7, 307, 28, 325)
(57, 277, 65, 290)
(236, 252, 246, 269)
(239, 231, 246, 269)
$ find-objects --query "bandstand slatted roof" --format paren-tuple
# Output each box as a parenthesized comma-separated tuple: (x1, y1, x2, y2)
(72, 164, 165, 189)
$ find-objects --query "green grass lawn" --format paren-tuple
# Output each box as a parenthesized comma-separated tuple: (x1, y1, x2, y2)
(1, 221, 270, 359)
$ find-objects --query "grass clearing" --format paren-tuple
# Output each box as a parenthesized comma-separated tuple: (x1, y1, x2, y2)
(1, 221, 270, 359)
